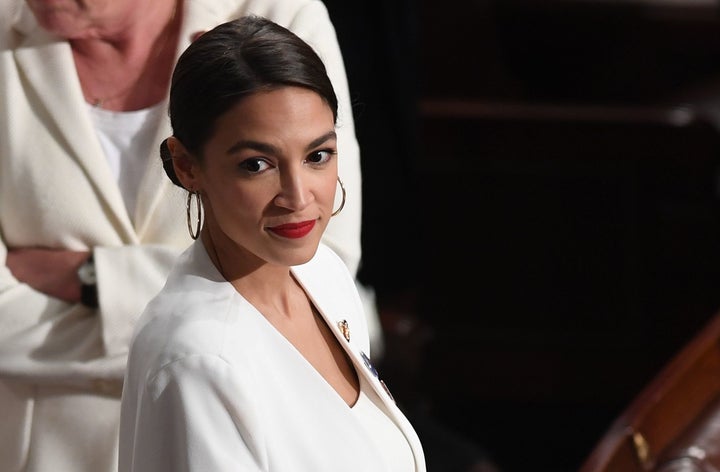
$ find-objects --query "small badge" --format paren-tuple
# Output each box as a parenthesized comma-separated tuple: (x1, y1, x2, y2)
(360, 351, 378, 378)
(338, 319, 350, 342)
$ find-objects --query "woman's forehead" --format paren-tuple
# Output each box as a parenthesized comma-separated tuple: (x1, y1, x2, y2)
(206, 87, 336, 156)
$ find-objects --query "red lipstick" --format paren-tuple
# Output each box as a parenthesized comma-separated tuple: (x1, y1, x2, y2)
(268, 220, 316, 239)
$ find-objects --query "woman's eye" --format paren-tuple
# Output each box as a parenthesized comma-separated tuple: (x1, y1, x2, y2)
(307, 149, 335, 165)
(238, 158, 271, 174)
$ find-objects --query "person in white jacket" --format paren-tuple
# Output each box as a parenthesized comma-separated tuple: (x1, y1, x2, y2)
(119, 16, 425, 471)
(0, 1, 364, 471)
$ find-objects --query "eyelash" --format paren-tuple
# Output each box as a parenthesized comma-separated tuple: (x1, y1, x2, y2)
(238, 149, 336, 174)
(309, 149, 337, 165)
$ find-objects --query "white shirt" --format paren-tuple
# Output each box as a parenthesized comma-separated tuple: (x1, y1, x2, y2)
(89, 103, 165, 220)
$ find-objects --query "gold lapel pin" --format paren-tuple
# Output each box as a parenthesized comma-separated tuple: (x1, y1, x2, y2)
(337, 319, 350, 342)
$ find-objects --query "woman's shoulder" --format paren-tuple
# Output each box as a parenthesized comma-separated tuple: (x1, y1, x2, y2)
(205, 0, 327, 17)
(126, 286, 264, 394)
(1, 0, 24, 47)
(213, 0, 331, 27)
(128, 244, 252, 366)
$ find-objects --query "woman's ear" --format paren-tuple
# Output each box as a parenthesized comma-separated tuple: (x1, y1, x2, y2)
(167, 136, 199, 191)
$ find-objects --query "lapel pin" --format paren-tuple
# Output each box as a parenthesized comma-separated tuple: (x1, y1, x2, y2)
(360, 351, 378, 378)
(338, 319, 350, 342)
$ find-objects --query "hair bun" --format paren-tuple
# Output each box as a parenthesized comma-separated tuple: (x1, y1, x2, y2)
(159, 139, 186, 189)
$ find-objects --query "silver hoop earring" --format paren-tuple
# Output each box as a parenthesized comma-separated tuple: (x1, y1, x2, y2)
(331, 177, 346, 217)
(186, 191, 203, 240)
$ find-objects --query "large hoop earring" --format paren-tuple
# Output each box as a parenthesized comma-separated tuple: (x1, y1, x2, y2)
(186, 191, 203, 240)
(331, 177, 346, 217)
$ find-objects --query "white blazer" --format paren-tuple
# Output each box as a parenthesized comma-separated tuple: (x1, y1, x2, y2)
(120, 242, 426, 472)
(0, 0, 361, 470)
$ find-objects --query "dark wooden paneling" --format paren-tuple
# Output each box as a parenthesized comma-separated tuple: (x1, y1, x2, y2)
(414, 2, 720, 470)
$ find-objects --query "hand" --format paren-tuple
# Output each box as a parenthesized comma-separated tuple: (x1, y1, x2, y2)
(6, 248, 89, 303)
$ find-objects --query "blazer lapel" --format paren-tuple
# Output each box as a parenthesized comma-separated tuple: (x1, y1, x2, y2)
(314, 295, 427, 471)
(292, 258, 401, 412)
(12, 9, 136, 241)
(292, 250, 426, 470)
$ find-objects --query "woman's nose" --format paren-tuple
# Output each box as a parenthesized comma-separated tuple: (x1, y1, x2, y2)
(273, 172, 311, 210)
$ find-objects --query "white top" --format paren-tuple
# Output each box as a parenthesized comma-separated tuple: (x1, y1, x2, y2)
(351, 375, 415, 472)
(88, 103, 165, 220)
(119, 241, 426, 472)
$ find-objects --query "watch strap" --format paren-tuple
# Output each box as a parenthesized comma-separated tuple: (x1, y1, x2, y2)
(79, 254, 98, 308)
(81, 282, 99, 308)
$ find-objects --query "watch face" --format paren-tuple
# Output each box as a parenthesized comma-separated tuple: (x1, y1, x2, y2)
(78, 260, 97, 285)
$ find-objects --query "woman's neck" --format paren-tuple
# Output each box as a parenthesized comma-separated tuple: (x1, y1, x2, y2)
(71, 0, 181, 111)
(201, 228, 307, 317)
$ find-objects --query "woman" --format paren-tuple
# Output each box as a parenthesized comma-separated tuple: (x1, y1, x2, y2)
(119, 16, 425, 472)
(0, 1, 362, 471)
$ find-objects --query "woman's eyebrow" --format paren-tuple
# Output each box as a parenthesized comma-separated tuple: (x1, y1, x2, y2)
(305, 130, 337, 151)
(226, 139, 278, 155)
(226, 130, 337, 155)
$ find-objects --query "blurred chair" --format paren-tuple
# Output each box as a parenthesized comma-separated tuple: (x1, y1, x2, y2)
(579, 311, 720, 472)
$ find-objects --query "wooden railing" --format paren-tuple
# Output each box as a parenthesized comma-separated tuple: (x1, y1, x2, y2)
(580, 311, 720, 471)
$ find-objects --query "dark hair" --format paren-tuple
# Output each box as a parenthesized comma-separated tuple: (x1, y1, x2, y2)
(161, 15, 338, 188)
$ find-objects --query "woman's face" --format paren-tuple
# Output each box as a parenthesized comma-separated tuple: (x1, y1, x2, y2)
(190, 86, 338, 269)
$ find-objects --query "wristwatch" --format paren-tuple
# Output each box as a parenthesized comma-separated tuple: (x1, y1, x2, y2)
(77, 254, 98, 308)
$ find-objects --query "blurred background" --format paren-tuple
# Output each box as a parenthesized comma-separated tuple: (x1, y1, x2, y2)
(325, 0, 720, 470)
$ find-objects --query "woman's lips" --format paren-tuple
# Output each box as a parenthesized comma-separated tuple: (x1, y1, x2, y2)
(267, 220, 316, 239)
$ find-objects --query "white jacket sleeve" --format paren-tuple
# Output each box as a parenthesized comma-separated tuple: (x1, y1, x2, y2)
(94, 244, 183, 356)
(0, 238, 182, 388)
(120, 355, 265, 472)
